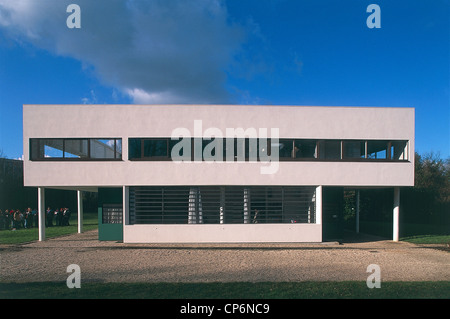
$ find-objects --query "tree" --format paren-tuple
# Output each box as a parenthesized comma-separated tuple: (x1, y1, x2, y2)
(414, 152, 450, 203)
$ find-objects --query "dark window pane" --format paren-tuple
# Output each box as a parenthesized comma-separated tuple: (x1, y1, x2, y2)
(367, 141, 388, 159)
(30, 139, 43, 160)
(390, 141, 407, 160)
(343, 141, 365, 159)
(278, 139, 294, 158)
(319, 141, 341, 159)
(144, 139, 168, 157)
(295, 140, 317, 158)
(128, 138, 142, 159)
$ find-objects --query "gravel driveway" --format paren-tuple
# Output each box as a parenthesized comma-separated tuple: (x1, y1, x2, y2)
(1, 229, 449, 283)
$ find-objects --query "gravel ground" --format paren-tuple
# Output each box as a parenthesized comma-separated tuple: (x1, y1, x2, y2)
(0, 229, 449, 283)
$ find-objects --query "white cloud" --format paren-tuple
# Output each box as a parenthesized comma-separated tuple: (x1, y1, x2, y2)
(0, 0, 246, 104)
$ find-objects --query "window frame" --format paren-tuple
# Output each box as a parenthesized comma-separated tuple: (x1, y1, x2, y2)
(126, 138, 410, 162)
(29, 138, 122, 161)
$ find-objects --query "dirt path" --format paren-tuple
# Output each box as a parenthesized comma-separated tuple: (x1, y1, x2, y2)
(1, 230, 449, 283)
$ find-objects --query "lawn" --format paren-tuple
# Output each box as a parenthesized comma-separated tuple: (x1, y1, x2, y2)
(0, 212, 98, 244)
(401, 235, 450, 245)
(1, 281, 449, 299)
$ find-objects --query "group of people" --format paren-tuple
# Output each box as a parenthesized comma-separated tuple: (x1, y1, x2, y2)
(0, 207, 71, 230)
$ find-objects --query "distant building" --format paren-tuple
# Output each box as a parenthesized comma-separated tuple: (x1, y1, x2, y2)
(23, 104, 414, 243)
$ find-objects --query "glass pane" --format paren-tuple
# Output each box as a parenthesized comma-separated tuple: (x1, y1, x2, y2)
(367, 141, 388, 159)
(115, 139, 122, 159)
(90, 139, 115, 158)
(42, 139, 63, 158)
(203, 138, 223, 161)
(30, 139, 43, 160)
(258, 138, 270, 159)
(295, 140, 317, 158)
(391, 141, 407, 160)
(144, 139, 168, 157)
(128, 138, 142, 159)
(319, 141, 341, 159)
(245, 138, 258, 161)
(278, 139, 294, 158)
(65, 139, 89, 158)
(343, 141, 365, 159)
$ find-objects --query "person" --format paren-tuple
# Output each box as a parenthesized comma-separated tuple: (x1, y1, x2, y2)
(4, 209, 10, 230)
(46, 207, 53, 227)
(32, 209, 38, 227)
(23, 209, 28, 228)
(9, 210, 14, 229)
(13, 210, 21, 230)
(26, 207, 33, 228)
(63, 208, 71, 226)
(56, 208, 63, 226)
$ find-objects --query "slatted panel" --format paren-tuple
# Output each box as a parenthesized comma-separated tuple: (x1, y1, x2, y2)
(129, 186, 316, 225)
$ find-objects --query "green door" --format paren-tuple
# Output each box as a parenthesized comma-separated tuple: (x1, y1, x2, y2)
(98, 188, 123, 241)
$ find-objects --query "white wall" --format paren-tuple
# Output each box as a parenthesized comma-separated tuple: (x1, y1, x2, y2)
(124, 224, 322, 243)
(23, 104, 415, 188)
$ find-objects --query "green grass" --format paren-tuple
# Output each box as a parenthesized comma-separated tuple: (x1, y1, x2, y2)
(401, 235, 450, 245)
(0, 281, 449, 299)
(0, 212, 98, 244)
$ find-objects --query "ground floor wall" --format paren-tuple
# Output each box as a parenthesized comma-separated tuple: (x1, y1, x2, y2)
(123, 224, 322, 243)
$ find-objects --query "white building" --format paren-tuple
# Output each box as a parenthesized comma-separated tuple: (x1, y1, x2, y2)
(23, 104, 414, 243)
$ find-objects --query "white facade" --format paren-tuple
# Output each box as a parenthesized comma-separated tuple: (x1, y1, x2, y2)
(23, 104, 415, 243)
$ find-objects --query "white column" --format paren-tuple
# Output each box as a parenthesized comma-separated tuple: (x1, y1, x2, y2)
(77, 190, 83, 234)
(315, 186, 322, 225)
(393, 187, 400, 242)
(38, 187, 45, 241)
(123, 186, 129, 225)
(356, 190, 360, 233)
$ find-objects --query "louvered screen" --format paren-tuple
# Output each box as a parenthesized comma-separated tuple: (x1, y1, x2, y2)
(129, 186, 316, 225)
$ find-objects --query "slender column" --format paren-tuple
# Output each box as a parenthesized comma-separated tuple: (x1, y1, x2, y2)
(393, 187, 400, 241)
(77, 190, 83, 233)
(123, 186, 129, 225)
(315, 186, 322, 225)
(38, 187, 45, 241)
(356, 190, 360, 233)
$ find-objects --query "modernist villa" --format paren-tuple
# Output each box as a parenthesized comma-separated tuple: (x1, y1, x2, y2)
(23, 104, 414, 243)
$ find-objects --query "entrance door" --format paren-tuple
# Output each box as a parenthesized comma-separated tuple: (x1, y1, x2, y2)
(98, 188, 123, 241)
(322, 187, 344, 241)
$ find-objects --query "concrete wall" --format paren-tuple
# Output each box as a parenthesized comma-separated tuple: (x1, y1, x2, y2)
(23, 104, 415, 188)
(123, 224, 322, 243)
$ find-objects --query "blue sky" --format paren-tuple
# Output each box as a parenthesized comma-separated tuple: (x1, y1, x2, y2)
(0, 0, 448, 159)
